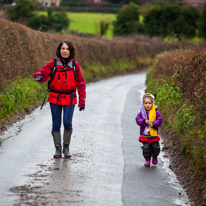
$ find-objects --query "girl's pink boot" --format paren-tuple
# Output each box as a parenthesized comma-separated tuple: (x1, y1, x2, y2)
(144, 160, 150, 167)
(152, 157, 158, 165)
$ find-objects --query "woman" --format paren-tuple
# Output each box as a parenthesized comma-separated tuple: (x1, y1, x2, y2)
(34, 40, 86, 158)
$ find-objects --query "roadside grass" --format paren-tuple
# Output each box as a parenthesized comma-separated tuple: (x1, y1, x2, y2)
(0, 78, 46, 124)
(82, 59, 134, 82)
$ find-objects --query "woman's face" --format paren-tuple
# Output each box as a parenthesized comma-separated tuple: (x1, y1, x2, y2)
(60, 43, 70, 58)
(144, 98, 153, 111)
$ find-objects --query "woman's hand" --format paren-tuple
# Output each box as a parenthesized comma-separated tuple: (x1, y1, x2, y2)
(79, 107, 85, 111)
(34, 74, 43, 81)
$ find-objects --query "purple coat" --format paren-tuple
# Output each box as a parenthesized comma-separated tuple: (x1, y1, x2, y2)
(135, 110, 162, 136)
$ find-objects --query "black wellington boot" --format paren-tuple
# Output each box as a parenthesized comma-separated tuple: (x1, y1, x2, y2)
(63, 129, 72, 158)
(52, 131, 62, 158)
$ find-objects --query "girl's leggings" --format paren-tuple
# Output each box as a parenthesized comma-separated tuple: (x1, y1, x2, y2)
(141, 141, 160, 160)
(50, 103, 75, 132)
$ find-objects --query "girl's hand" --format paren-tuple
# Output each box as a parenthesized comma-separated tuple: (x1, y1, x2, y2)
(148, 121, 153, 126)
(146, 119, 150, 125)
(146, 119, 153, 126)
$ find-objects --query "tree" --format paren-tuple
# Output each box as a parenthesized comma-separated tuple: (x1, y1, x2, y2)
(47, 7, 54, 19)
(27, 8, 70, 32)
(182, 5, 200, 29)
(143, 6, 163, 37)
(144, 5, 197, 39)
(27, 15, 49, 32)
(50, 12, 70, 32)
(113, 2, 140, 35)
(7, 0, 35, 22)
(161, 5, 183, 37)
(198, 5, 206, 40)
(99, 20, 110, 37)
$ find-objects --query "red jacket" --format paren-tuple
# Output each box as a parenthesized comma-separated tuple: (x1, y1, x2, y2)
(34, 59, 86, 107)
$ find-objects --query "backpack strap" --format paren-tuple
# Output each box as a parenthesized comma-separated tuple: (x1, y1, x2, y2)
(47, 58, 57, 91)
(52, 58, 57, 78)
(72, 60, 76, 75)
(41, 58, 57, 109)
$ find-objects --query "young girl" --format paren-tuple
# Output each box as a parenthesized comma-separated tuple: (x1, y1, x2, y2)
(135, 93, 162, 167)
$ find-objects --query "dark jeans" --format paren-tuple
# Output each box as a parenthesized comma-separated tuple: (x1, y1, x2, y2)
(50, 103, 75, 132)
(141, 141, 160, 161)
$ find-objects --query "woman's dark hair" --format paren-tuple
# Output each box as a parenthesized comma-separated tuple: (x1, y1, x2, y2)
(56, 40, 76, 58)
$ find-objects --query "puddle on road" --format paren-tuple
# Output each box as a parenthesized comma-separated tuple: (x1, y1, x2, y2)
(8, 147, 93, 205)
(9, 159, 53, 206)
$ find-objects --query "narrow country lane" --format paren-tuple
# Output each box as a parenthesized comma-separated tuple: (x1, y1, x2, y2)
(0, 72, 190, 206)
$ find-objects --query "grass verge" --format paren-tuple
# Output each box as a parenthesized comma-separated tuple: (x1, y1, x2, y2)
(0, 78, 46, 124)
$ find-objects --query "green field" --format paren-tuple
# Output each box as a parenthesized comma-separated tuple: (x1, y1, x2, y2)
(68, 12, 116, 39)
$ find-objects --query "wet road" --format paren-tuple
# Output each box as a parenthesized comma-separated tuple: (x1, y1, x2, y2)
(0, 72, 190, 206)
